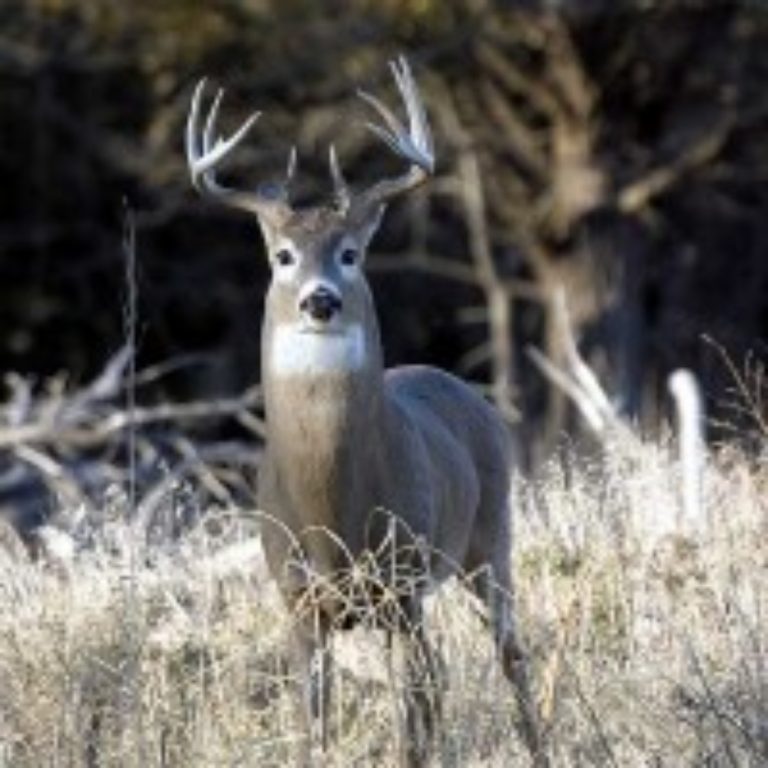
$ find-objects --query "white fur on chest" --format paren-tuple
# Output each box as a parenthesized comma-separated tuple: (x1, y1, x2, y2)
(271, 323, 366, 376)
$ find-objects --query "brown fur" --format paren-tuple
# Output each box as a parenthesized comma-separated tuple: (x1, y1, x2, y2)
(254, 202, 546, 766)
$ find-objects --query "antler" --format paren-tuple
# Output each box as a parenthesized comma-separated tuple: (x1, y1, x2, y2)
(343, 56, 435, 217)
(186, 79, 293, 220)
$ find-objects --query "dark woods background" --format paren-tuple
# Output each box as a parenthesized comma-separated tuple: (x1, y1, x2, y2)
(1, 0, 767, 464)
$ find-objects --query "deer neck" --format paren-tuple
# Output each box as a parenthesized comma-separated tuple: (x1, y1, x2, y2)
(261, 312, 386, 540)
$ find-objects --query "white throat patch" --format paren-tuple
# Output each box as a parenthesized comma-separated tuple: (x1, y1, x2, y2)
(271, 323, 366, 376)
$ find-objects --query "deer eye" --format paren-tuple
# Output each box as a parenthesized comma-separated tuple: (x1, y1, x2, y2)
(339, 248, 359, 267)
(275, 249, 295, 268)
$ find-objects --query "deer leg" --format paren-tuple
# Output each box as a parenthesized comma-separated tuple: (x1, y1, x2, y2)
(292, 616, 333, 766)
(497, 608, 549, 767)
(471, 565, 549, 767)
(393, 602, 442, 768)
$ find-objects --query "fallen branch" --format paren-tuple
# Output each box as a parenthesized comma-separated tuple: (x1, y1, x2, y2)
(527, 287, 623, 437)
(0, 388, 263, 450)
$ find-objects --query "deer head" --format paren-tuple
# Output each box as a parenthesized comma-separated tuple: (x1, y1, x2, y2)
(186, 57, 433, 363)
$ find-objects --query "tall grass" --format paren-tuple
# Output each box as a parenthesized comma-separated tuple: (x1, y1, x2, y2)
(0, 435, 765, 766)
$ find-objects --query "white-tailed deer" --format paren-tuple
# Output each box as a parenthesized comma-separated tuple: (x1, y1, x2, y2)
(187, 57, 546, 767)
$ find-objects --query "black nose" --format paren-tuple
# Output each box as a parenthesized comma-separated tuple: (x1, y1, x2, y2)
(299, 287, 342, 322)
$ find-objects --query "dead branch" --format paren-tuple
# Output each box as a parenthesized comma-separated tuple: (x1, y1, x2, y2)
(12, 445, 95, 515)
(617, 120, 734, 214)
(0, 389, 263, 450)
(0, 350, 264, 541)
(526, 287, 625, 438)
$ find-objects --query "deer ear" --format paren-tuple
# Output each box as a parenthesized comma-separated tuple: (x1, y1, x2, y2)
(257, 215, 279, 252)
(254, 201, 292, 254)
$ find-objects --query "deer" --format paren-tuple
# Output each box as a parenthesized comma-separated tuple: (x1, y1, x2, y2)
(186, 57, 547, 767)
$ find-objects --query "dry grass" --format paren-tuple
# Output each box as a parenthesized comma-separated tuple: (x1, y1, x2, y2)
(0, 436, 765, 767)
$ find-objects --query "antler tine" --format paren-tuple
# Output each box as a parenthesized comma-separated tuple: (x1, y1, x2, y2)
(187, 80, 258, 186)
(352, 56, 434, 215)
(186, 79, 292, 219)
(285, 145, 298, 186)
(185, 79, 207, 180)
(393, 56, 433, 161)
(328, 144, 351, 212)
(201, 86, 226, 158)
(358, 91, 408, 151)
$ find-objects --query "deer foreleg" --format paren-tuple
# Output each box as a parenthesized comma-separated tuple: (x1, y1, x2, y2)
(292, 618, 333, 765)
(391, 606, 442, 768)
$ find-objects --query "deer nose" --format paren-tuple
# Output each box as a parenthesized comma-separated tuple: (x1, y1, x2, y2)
(299, 286, 342, 322)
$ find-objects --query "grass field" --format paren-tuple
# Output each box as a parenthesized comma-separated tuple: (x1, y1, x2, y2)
(0, 434, 765, 766)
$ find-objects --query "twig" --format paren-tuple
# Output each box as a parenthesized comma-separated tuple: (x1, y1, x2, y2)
(563, 655, 621, 768)
(123, 204, 138, 519)
(685, 641, 742, 768)
(526, 287, 620, 437)
(617, 120, 733, 214)
(0, 388, 263, 449)
(3, 373, 33, 427)
(12, 444, 94, 515)
(436, 85, 517, 418)
(526, 346, 606, 434)
(704, 336, 768, 438)
(370, 252, 543, 300)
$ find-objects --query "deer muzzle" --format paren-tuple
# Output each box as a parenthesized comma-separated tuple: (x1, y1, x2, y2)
(299, 284, 343, 324)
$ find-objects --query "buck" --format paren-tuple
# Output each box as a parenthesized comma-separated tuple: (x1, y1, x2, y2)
(186, 58, 546, 767)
